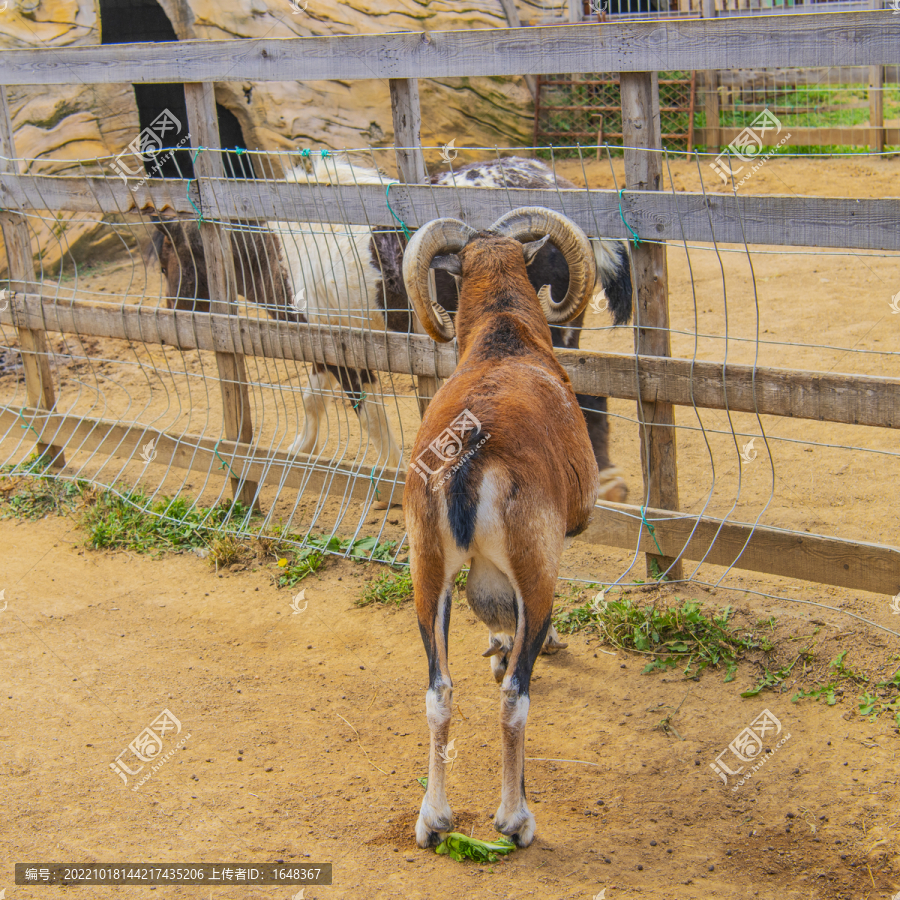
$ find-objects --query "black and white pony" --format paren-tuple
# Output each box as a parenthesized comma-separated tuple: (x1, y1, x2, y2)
(150, 154, 632, 504)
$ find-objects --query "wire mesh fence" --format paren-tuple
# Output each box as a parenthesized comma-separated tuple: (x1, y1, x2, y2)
(535, 73, 698, 152)
(536, 68, 900, 153)
(1, 142, 898, 612)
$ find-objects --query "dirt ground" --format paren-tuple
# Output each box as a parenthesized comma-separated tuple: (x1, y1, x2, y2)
(1, 156, 899, 898)
(2, 512, 900, 900)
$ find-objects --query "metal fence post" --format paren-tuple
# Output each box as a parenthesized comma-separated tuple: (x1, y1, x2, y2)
(620, 71, 683, 581)
(183, 82, 259, 509)
(0, 85, 65, 466)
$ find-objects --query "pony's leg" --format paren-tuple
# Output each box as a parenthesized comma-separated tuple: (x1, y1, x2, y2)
(288, 363, 337, 456)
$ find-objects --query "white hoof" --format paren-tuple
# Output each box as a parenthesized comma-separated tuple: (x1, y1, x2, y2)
(494, 804, 535, 847)
(416, 795, 452, 849)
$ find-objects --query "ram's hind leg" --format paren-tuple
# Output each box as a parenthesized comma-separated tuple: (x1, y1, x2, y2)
(414, 565, 456, 848)
(494, 575, 555, 848)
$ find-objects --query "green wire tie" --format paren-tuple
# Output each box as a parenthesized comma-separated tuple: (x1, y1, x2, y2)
(299, 149, 331, 159)
(186, 146, 206, 223)
(639, 505, 664, 556)
(352, 391, 367, 410)
(385, 183, 411, 241)
(17, 409, 43, 441)
(370, 467, 381, 500)
(618, 188, 642, 248)
(213, 439, 239, 480)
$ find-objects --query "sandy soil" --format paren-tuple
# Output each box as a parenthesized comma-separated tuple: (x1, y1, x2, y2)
(1, 513, 900, 900)
(1, 156, 899, 898)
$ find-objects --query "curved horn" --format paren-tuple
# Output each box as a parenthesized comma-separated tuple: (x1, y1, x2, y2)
(490, 207, 596, 324)
(402, 217, 476, 342)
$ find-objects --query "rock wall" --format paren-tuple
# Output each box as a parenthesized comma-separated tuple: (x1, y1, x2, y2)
(0, 0, 535, 275)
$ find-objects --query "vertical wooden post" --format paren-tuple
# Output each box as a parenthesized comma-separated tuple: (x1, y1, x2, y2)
(183, 82, 258, 509)
(869, 0, 885, 154)
(701, 0, 720, 153)
(0, 85, 65, 465)
(620, 72, 683, 581)
(497, 0, 537, 98)
(389, 78, 443, 418)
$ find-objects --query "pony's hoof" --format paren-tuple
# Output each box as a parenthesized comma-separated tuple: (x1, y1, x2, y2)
(597, 467, 628, 504)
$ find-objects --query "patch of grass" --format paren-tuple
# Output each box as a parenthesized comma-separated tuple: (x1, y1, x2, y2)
(359, 567, 413, 606)
(80, 490, 249, 554)
(741, 656, 805, 698)
(859, 669, 900, 728)
(790, 650, 869, 708)
(0, 458, 90, 519)
(359, 567, 467, 608)
(554, 592, 773, 683)
(278, 534, 399, 588)
(208, 534, 247, 570)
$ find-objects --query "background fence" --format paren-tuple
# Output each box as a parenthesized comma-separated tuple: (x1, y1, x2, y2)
(528, 0, 899, 153)
(0, 11, 899, 605)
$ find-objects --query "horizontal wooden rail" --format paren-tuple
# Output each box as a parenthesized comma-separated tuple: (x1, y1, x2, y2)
(697, 126, 900, 146)
(2, 294, 898, 429)
(0, 407, 405, 508)
(3, 174, 900, 251)
(15, 14, 900, 83)
(0, 13, 896, 85)
(716, 65, 900, 87)
(3, 406, 896, 595)
(583, 500, 900, 596)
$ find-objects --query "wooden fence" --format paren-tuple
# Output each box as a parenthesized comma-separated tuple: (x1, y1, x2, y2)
(0, 11, 899, 597)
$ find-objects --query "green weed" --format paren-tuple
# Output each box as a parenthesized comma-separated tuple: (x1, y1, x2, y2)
(80, 490, 248, 554)
(278, 534, 398, 588)
(360, 567, 414, 606)
(554, 593, 772, 682)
